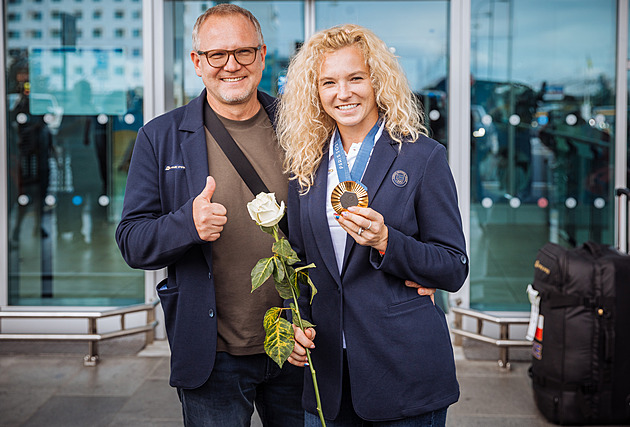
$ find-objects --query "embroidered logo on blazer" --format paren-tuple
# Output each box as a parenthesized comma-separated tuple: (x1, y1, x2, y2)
(534, 259, 550, 275)
(165, 165, 185, 171)
(391, 170, 408, 187)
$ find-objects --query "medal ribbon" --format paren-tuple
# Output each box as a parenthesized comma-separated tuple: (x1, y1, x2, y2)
(332, 120, 380, 190)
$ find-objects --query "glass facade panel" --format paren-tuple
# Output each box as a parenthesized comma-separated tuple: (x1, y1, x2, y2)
(5, 0, 144, 305)
(470, 0, 617, 310)
(167, 1, 304, 107)
(2, 0, 627, 314)
(315, 1, 450, 145)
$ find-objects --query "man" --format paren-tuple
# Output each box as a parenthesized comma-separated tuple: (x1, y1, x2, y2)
(115, 5, 303, 426)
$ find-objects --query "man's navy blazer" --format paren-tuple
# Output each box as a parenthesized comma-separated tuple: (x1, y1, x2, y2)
(116, 89, 278, 389)
(288, 131, 469, 421)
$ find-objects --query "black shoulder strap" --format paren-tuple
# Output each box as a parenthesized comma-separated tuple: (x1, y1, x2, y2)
(204, 103, 288, 237)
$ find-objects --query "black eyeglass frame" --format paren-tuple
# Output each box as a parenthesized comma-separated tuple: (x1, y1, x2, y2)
(196, 45, 262, 68)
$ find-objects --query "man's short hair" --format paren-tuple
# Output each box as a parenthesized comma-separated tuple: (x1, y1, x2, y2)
(192, 4, 264, 51)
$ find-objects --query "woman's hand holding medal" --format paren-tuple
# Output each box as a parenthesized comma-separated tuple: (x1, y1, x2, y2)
(335, 205, 388, 253)
(328, 118, 432, 294)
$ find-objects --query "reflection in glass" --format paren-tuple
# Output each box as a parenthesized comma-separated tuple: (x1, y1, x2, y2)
(5, 1, 144, 305)
(167, 1, 304, 107)
(470, 0, 616, 310)
(316, 1, 449, 145)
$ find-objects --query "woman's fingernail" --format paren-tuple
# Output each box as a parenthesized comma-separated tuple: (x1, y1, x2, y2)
(334, 215, 340, 220)
(342, 211, 349, 217)
(304, 363, 309, 367)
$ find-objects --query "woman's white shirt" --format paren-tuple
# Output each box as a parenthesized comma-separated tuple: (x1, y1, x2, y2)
(325, 123, 384, 273)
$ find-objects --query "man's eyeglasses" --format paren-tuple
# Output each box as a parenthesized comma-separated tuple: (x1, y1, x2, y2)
(196, 46, 262, 68)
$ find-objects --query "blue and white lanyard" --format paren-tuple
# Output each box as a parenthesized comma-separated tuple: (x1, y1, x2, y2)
(332, 120, 381, 190)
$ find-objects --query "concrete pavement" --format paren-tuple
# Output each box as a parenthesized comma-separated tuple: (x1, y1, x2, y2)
(0, 337, 589, 427)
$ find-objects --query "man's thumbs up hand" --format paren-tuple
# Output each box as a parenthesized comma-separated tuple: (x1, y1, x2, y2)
(193, 176, 227, 241)
(199, 174, 216, 203)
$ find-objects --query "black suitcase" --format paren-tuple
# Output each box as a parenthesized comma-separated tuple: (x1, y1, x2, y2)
(529, 195, 630, 425)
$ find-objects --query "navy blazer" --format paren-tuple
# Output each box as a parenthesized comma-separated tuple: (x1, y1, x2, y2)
(288, 131, 469, 421)
(116, 89, 279, 389)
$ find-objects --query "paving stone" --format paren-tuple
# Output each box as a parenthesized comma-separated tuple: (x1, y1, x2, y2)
(116, 379, 181, 421)
(58, 356, 161, 396)
(22, 396, 127, 427)
(446, 415, 553, 426)
(0, 342, 570, 427)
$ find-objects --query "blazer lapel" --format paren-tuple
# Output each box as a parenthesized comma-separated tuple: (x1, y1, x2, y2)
(181, 128, 209, 199)
(341, 132, 399, 274)
(180, 90, 213, 265)
(180, 91, 210, 198)
(308, 158, 343, 288)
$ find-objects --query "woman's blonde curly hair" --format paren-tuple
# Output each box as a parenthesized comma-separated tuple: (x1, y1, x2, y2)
(277, 24, 427, 190)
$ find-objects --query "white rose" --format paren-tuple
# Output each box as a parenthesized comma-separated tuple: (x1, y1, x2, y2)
(247, 192, 285, 227)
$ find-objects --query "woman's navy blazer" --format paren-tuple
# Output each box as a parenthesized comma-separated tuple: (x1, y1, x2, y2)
(288, 131, 469, 421)
(116, 89, 278, 389)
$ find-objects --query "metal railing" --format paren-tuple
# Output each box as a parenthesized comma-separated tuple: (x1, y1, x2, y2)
(0, 299, 159, 366)
(451, 306, 531, 370)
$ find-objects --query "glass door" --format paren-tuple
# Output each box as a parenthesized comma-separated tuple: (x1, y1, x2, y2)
(5, 0, 145, 305)
(469, 0, 617, 310)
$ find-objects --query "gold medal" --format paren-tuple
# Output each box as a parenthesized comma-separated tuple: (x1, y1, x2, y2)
(331, 181, 368, 214)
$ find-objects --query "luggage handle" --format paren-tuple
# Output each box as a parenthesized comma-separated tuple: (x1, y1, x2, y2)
(616, 187, 630, 253)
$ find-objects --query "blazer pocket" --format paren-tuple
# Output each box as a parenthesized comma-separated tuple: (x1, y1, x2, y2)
(156, 278, 178, 295)
(156, 278, 179, 343)
(387, 295, 433, 315)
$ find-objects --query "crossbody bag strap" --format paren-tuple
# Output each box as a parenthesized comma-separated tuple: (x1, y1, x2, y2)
(204, 104, 289, 237)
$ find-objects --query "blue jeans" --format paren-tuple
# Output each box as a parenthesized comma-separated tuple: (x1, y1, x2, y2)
(304, 351, 447, 426)
(304, 409, 447, 427)
(177, 352, 304, 427)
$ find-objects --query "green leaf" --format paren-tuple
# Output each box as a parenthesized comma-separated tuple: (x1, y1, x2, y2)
(272, 257, 286, 284)
(275, 278, 293, 300)
(288, 303, 315, 330)
(285, 265, 295, 280)
(251, 257, 275, 292)
(297, 318, 316, 329)
(293, 314, 316, 330)
(272, 239, 300, 265)
(288, 270, 301, 299)
(259, 224, 276, 236)
(295, 263, 316, 273)
(297, 270, 318, 304)
(263, 307, 284, 331)
(262, 310, 294, 368)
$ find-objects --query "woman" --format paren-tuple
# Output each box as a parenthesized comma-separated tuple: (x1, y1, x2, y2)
(277, 24, 469, 426)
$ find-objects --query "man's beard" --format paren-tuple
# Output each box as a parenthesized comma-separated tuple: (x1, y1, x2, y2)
(219, 87, 255, 105)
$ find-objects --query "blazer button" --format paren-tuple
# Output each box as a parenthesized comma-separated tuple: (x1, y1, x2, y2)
(460, 255, 467, 264)
(208, 272, 212, 279)
(209, 309, 215, 318)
